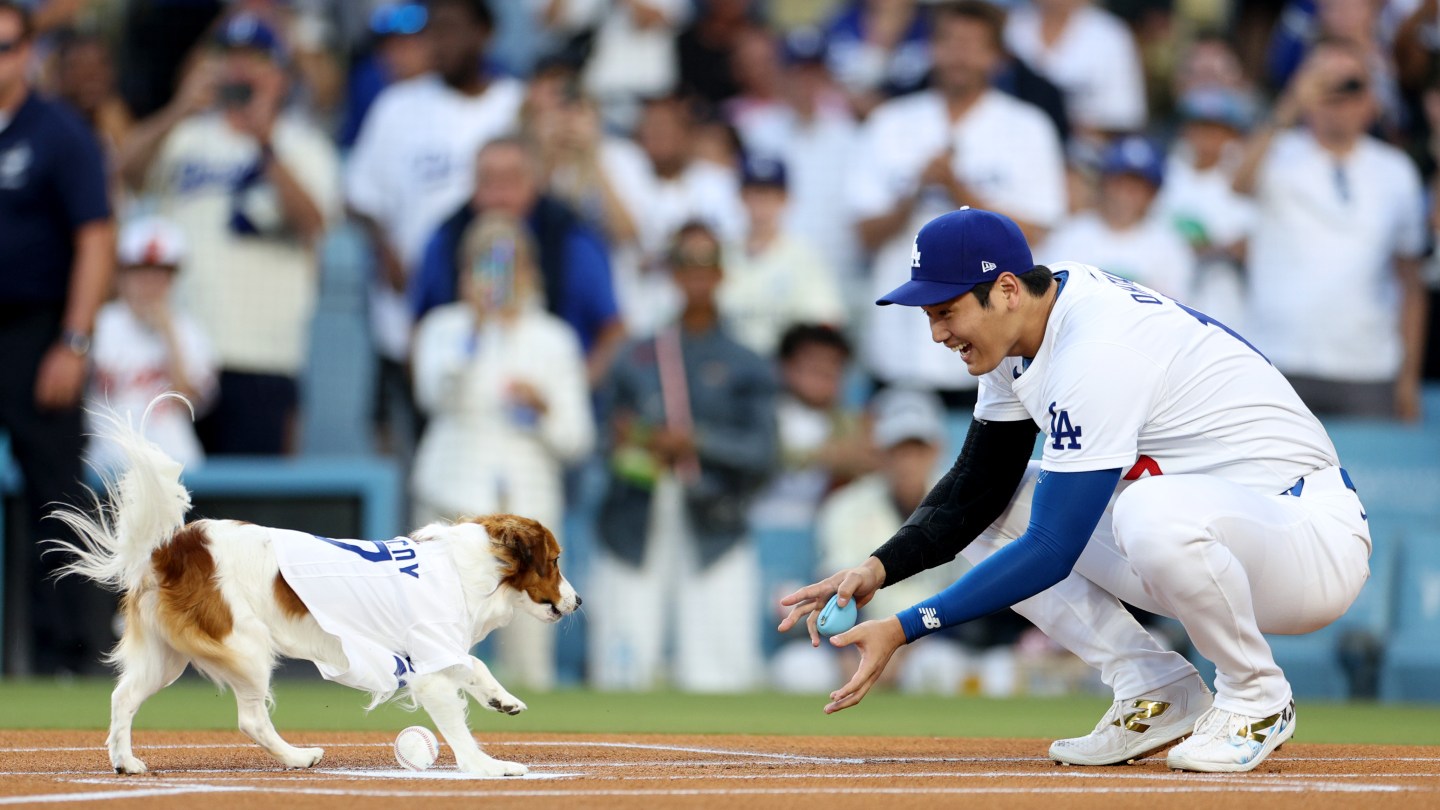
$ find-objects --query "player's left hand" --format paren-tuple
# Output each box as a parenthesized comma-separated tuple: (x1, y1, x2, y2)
(823, 616, 906, 714)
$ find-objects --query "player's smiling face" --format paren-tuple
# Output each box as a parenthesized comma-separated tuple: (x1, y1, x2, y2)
(921, 274, 1033, 376)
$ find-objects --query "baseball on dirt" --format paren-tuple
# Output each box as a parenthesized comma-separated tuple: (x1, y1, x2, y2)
(394, 725, 439, 771)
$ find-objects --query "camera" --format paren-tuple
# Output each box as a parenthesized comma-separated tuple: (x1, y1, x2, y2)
(218, 81, 254, 107)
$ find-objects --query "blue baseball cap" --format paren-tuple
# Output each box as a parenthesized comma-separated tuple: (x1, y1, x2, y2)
(1099, 136, 1165, 187)
(370, 3, 428, 37)
(740, 153, 787, 188)
(783, 27, 828, 65)
(876, 207, 1033, 307)
(1178, 87, 1256, 132)
(216, 13, 286, 61)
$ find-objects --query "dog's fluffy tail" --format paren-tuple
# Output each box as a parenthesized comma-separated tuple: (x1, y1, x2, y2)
(48, 394, 193, 593)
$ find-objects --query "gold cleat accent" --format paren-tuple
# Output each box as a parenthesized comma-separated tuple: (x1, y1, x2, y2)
(1110, 699, 1171, 733)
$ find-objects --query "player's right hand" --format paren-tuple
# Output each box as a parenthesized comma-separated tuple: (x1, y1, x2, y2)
(778, 558, 886, 647)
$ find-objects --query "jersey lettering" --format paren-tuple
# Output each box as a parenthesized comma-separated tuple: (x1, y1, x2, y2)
(314, 536, 422, 579)
(1123, 455, 1163, 480)
(1099, 270, 1163, 305)
(1048, 402, 1083, 450)
(1175, 301, 1269, 362)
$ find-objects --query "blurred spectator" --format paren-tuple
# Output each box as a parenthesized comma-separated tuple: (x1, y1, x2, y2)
(1268, 0, 1407, 137)
(347, 0, 522, 452)
(0, 0, 115, 674)
(1004, 0, 1148, 138)
(770, 388, 972, 694)
(986, 26, 1071, 146)
(1174, 29, 1259, 100)
(627, 94, 745, 333)
(47, 29, 132, 163)
(729, 27, 862, 289)
(591, 222, 778, 691)
(411, 136, 626, 384)
(410, 213, 594, 690)
(117, 0, 225, 118)
(676, 0, 756, 106)
(823, 0, 931, 118)
(339, 2, 432, 148)
(119, 13, 341, 453)
(1156, 87, 1258, 328)
(226, 0, 346, 121)
(86, 217, 218, 473)
(749, 323, 873, 532)
(540, 0, 690, 131)
(717, 154, 847, 356)
(1234, 37, 1427, 420)
(1039, 136, 1196, 300)
(850, 0, 1065, 402)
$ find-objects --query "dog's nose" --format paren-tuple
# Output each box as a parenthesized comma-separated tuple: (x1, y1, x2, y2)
(575, 595, 583, 608)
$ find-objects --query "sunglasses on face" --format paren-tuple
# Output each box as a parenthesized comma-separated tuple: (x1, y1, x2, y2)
(1329, 76, 1368, 97)
(0, 39, 25, 55)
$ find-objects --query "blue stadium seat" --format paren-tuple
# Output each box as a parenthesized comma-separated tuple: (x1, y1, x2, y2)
(1379, 529, 1440, 702)
(299, 223, 377, 457)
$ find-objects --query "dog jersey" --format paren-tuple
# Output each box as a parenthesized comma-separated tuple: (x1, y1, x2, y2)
(270, 528, 474, 698)
(974, 262, 1338, 493)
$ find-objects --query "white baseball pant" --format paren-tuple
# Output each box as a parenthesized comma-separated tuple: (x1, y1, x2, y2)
(963, 462, 1371, 716)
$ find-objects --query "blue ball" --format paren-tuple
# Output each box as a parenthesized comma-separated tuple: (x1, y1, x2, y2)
(817, 594, 858, 637)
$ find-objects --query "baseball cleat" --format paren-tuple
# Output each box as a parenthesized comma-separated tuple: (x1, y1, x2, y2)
(1166, 700, 1295, 773)
(1049, 672, 1212, 766)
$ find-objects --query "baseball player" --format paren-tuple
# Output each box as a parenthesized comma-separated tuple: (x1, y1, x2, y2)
(780, 207, 1371, 773)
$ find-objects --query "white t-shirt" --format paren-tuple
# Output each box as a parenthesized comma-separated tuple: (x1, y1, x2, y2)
(146, 113, 340, 375)
(975, 262, 1338, 493)
(346, 75, 523, 360)
(848, 90, 1066, 390)
(271, 528, 475, 698)
(410, 304, 595, 523)
(1037, 212, 1196, 300)
(1004, 4, 1147, 132)
(1245, 131, 1426, 382)
(718, 232, 848, 356)
(85, 302, 218, 472)
(1157, 147, 1256, 330)
(731, 97, 862, 281)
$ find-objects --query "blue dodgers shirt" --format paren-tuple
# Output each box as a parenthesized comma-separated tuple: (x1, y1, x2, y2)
(0, 92, 111, 304)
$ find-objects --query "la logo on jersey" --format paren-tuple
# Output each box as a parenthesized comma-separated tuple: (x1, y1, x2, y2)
(911, 240, 922, 268)
(1048, 402, 1082, 450)
(981, 260, 997, 273)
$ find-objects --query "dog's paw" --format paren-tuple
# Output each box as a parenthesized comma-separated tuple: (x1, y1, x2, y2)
(486, 695, 527, 716)
(458, 756, 528, 777)
(113, 756, 147, 775)
(281, 747, 324, 769)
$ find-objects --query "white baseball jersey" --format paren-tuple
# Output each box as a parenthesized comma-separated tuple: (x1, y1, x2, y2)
(974, 262, 1338, 493)
(270, 529, 476, 698)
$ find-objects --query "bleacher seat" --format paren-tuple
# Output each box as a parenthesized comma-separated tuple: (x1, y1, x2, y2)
(1379, 529, 1440, 702)
(299, 223, 377, 457)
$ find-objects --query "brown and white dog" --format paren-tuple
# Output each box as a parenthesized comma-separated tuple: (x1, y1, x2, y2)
(50, 406, 580, 777)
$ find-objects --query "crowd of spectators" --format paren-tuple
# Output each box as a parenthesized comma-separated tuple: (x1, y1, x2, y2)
(2, 0, 1438, 689)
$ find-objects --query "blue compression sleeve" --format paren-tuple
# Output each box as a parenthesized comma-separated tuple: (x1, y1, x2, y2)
(896, 467, 1122, 642)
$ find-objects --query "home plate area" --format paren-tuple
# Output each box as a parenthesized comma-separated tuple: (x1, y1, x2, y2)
(2, 731, 1438, 809)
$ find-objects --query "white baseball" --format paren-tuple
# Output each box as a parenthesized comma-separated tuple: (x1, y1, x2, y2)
(394, 725, 439, 771)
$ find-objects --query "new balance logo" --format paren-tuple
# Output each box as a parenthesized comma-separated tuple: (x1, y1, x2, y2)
(981, 260, 997, 273)
(919, 607, 941, 630)
(911, 241, 922, 268)
(1110, 699, 1170, 733)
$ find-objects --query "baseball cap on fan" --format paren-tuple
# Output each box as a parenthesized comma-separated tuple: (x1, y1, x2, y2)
(118, 217, 187, 269)
(871, 387, 947, 449)
(876, 206, 1033, 307)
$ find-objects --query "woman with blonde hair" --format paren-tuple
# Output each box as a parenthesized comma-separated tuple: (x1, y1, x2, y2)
(410, 212, 596, 690)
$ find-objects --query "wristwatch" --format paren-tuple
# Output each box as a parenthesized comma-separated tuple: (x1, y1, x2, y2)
(59, 329, 92, 357)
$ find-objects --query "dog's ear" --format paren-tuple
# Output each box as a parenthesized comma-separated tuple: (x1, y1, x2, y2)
(473, 514, 553, 579)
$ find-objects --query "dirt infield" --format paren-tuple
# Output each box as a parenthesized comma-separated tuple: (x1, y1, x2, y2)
(2, 730, 1438, 808)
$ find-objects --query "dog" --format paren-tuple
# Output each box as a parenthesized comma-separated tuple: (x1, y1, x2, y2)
(50, 403, 580, 777)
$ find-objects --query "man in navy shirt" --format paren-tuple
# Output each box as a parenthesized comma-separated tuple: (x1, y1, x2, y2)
(0, 1, 116, 674)
(411, 136, 626, 384)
